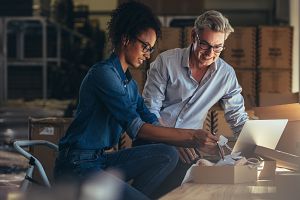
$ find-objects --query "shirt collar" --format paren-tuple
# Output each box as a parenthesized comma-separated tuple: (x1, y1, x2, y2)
(181, 45, 191, 69)
(109, 53, 132, 83)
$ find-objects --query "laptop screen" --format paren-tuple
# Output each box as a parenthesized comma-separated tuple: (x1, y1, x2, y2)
(232, 119, 288, 157)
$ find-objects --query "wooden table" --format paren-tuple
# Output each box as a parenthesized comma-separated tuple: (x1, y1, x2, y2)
(160, 180, 277, 200)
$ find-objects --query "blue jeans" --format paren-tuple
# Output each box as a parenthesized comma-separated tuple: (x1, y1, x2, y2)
(54, 144, 179, 200)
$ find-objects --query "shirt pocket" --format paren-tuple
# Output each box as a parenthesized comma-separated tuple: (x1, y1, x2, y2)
(71, 152, 100, 165)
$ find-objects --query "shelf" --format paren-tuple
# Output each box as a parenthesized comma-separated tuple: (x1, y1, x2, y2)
(0, 16, 88, 102)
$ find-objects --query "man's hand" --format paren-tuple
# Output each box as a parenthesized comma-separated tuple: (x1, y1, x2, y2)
(177, 147, 201, 164)
(137, 124, 219, 152)
(192, 129, 219, 155)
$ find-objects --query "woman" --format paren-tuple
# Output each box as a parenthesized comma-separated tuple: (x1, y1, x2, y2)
(54, 2, 218, 199)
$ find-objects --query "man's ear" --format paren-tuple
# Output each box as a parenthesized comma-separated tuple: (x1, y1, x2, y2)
(191, 28, 197, 43)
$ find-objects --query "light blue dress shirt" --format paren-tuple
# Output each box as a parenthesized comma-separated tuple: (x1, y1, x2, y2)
(143, 46, 248, 135)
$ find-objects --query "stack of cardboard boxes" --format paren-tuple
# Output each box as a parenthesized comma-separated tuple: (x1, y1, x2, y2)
(257, 26, 295, 106)
(222, 27, 257, 109)
(150, 26, 183, 62)
(210, 26, 297, 140)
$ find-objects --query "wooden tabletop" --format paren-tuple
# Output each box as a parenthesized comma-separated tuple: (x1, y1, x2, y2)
(160, 180, 277, 200)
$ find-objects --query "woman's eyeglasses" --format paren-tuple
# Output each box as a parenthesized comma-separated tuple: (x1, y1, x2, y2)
(196, 33, 225, 53)
(135, 38, 155, 54)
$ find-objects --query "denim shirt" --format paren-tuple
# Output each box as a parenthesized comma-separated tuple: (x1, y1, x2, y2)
(143, 46, 248, 135)
(59, 53, 158, 150)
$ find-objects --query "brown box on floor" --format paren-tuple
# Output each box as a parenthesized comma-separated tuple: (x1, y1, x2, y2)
(29, 117, 72, 183)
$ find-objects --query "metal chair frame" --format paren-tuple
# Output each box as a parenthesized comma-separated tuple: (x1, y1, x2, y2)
(13, 140, 58, 191)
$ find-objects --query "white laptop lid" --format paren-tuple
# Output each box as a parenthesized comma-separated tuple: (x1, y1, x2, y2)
(232, 119, 288, 157)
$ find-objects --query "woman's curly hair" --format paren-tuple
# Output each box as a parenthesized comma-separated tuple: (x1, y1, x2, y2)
(107, 1, 161, 49)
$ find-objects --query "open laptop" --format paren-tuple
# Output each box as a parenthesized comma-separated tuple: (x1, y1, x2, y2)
(231, 119, 288, 157)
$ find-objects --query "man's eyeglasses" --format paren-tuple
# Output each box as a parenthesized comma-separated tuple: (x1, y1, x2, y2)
(195, 33, 225, 53)
(136, 38, 155, 54)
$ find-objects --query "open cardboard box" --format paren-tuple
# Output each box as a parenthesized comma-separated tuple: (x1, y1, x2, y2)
(189, 164, 257, 184)
(253, 103, 300, 156)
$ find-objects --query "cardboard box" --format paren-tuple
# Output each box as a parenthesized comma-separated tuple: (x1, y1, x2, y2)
(119, 0, 204, 15)
(255, 145, 300, 171)
(235, 69, 256, 96)
(258, 26, 293, 68)
(276, 120, 300, 156)
(222, 27, 256, 68)
(253, 103, 300, 120)
(204, 110, 255, 138)
(190, 165, 257, 184)
(150, 27, 183, 62)
(254, 104, 300, 155)
(276, 172, 300, 200)
(258, 69, 291, 93)
(258, 159, 276, 180)
(29, 117, 72, 183)
(243, 93, 257, 109)
(259, 92, 298, 107)
(184, 27, 193, 46)
(128, 66, 146, 94)
(235, 69, 257, 108)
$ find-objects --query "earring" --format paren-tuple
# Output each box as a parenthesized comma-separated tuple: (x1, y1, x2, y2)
(123, 38, 129, 46)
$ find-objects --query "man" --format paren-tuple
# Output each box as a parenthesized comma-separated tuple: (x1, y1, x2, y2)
(54, 3, 218, 200)
(141, 10, 249, 196)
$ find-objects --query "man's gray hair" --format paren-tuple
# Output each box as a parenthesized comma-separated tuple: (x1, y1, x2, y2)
(194, 10, 234, 39)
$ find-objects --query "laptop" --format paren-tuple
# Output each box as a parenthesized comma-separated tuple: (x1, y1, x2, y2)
(232, 119, 288, 157)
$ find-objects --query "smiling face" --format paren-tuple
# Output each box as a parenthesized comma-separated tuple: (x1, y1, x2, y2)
(120, 28, 157, 70)
(191, 27, 225, 68)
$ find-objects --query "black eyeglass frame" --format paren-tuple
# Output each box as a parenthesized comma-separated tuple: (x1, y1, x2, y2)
(195, 33, 225, 53)
(135, 37, 155, 54)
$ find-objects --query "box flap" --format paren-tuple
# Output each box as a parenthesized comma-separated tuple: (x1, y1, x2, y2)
(253, 103, 300, 120)
(255, 145, 300, 170)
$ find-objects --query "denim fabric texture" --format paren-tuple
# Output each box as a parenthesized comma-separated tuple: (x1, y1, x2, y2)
(54, 144, 179, 199)
(59, 53, 158, 150)
(54, 53, 177, 199)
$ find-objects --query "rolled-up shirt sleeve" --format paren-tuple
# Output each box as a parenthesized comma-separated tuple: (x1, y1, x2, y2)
(220, 69, 249, 136)
(126, 117, 146, 139)
(136, 94, 158, 124)
(91, 66, 145, 139)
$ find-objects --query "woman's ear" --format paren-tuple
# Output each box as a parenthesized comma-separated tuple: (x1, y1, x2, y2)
(122, 36, 130, 46)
